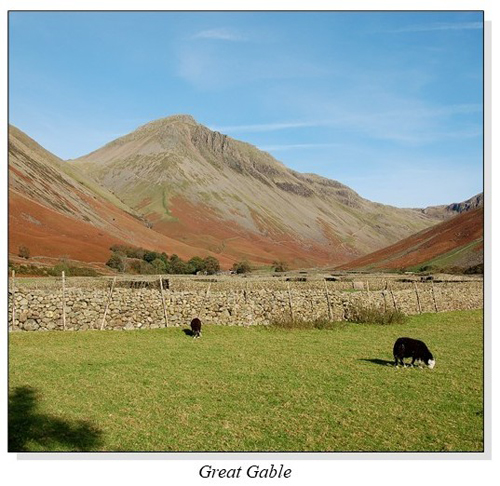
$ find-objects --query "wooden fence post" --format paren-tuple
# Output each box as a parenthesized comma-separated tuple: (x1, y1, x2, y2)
(11, 270, 16, 328)
(389, 283, 398, 312)
(287, 281, 294, 320)
(159, 275, 169, 327)
(414, 282, 422, 314)
(62, 271, 67, 330)
(324, 279, 333, 321)
(100, 277, 116, 330)
(431, 280, 439, 313)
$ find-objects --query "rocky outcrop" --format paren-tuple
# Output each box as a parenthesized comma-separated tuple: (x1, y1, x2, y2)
(420, 193, 484, 220)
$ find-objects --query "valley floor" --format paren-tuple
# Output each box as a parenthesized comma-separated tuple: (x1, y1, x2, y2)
(9, 310, 483, 452)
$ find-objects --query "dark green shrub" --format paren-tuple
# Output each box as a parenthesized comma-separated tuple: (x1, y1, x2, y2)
(105, 246, 220, 275)
(232, 259, 252, 274)
(169, 255, 187, 274)
(273, 260, 289, 272)
(126, 259, 155, 275)
(188, 256, 206, 273)
(106, 253, 126, 272)
(203, 256, 220, 275)
(144, 250, 161, 263)
(151, 258, 167, 273)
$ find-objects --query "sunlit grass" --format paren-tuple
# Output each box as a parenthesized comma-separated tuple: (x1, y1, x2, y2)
(9, 310, 483, 452)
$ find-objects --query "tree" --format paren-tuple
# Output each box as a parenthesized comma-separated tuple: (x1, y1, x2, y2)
(126, 259, 155, 275)
(144, 250, 161, 263)
(106, 253, 125, 272)
(109, 244, 146, 260)
(232, 259, 251, 274)
(169, 255, 186, 274)
(203, 256, 220, 275)
(188, 256, 206, 273)
(132, 247, 146, 260)
(272, 260, 289, 273)
(18, 245, 30, 259)
(151, 258, 167, 273)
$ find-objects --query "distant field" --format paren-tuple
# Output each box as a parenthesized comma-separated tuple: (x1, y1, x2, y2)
(9, 310, 483, 452)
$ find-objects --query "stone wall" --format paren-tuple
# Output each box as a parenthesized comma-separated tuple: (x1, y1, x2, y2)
(8, 280, 483, 332)
(11, 273, 481, 292)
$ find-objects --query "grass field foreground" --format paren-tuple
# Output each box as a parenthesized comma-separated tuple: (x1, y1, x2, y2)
(9, 310, 483, 452)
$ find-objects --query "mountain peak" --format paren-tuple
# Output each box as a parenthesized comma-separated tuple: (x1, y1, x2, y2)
(139, 114, 198, 130)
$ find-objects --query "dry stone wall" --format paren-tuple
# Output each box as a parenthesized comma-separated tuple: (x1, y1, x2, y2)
(12, 274, 481, 292)
(8, 280, 483, 332)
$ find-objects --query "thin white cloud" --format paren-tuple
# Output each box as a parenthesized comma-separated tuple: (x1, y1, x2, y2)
(210, 121, 326, 133)
(192, 28, 246, 41)
(210, 102, 481, 144)
(175, 37, 332, 90)
(391, 22, 482, 33)
(259, 143, 342, 152)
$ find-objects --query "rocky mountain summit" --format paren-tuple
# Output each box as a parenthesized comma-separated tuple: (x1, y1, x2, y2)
(419, 192, 483, 220)
(10, 115, 481, 270)
(71, 114, 441, 267)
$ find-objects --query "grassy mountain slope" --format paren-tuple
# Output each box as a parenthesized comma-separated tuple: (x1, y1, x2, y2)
(71, 114, 441, 267)
(8, 125, 235, 267)
(337, 206, 483, 273)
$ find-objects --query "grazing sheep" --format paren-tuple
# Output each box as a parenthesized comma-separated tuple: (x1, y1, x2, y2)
(393, 337, 435, 368)
(190, 317, 202, 339)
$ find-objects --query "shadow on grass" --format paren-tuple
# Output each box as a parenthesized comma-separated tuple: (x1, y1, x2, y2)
(182, 328, 194, 337)
(9, 386, 103, 452)
(359, 358, 395, 367)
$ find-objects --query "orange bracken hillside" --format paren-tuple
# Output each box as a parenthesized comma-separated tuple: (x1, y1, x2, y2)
(11, 118, 468, 270)
(337, 207, 483, 272)
(8, 125, 235, 268)
(70, 115, 442, 267)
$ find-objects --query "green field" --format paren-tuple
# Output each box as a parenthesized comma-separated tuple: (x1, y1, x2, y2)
(9, 310, 483, 452)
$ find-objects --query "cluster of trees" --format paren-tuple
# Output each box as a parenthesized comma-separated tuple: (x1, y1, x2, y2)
(231, 259, 289, 274)
(411, 263, 484, 275)
(106, 244, 220, 275)
(232, 259, 252, 274)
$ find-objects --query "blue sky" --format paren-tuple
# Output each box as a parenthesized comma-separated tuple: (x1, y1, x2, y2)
(9, 11, 483, 208)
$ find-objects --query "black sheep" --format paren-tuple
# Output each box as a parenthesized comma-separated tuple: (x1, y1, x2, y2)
(393, 337, 435, 368)
(190, 317, 202, 339)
